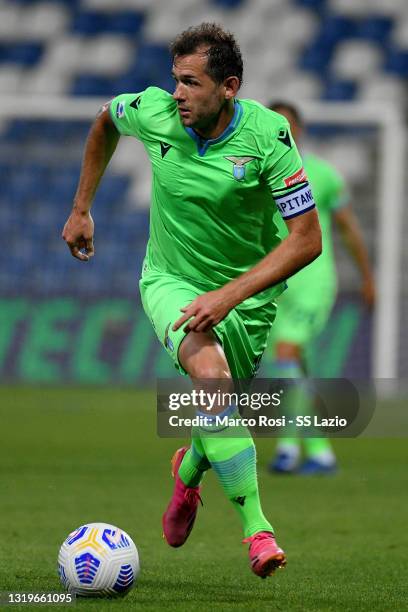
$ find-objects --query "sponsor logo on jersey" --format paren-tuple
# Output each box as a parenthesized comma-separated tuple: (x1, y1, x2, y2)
(160, 141, 172, 158)
(275, 183, 315, 219)
(284, 166, 307, 187)
(116, 101, 125, 119)
(278, 128, 292, 148)
(224, 156, 256, 181)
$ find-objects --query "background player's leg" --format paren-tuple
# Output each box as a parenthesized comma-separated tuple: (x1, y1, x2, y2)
(270, 342, 336, 474)
(179, 331, 274, 538)
(270, 342, 304, 472)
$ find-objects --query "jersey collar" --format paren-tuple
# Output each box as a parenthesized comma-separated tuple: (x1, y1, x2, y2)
(185, 100, 243, 157)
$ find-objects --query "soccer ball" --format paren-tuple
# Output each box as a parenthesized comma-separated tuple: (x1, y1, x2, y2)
(58, 522, 140, 598)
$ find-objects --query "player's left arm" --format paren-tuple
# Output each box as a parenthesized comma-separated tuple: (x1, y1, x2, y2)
(173, 208, 321, 333)
(334, 205, 376, 307)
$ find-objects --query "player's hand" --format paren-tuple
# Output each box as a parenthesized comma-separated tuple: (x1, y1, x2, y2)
(361, 276, 376, 308)
(62, 208, 95, 261)
(172, 289, 235, 333)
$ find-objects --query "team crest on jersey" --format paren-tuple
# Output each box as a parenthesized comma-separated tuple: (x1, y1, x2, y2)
(224, 156, 255, 181)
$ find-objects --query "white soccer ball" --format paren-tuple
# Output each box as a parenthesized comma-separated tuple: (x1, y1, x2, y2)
(58, 522, 140, 598)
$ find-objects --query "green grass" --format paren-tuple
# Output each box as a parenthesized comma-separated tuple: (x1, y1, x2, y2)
(0, 387, 407, 611)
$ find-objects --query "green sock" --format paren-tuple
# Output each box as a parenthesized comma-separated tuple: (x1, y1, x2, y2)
(199, 408, 273, 538)
(273, 359, 304, 449)
(278, 437, 299, 448)
(178, 436, 210, 488)
(274, 360, 336, 462)
(304, 437, 334, 458)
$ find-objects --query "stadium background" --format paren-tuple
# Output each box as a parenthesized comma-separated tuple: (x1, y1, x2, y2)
(0, 0, 407, 385)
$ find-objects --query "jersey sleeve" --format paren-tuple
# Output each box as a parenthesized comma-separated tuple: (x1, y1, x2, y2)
(109, 91, 147, 138)
(262, 121, 316, 221)
(110, 85, 173, 140)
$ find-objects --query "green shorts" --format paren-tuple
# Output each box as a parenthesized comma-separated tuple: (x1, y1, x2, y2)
(269, 279, 336, 348)
(140, 267, 277, 379)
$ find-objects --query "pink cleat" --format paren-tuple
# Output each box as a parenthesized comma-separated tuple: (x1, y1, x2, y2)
(162, 447, 203, 548)
(243, 531, 287, 578)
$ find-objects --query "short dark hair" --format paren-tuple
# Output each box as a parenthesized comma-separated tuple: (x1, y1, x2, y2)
(269, 101, 303, 126)
(170, 22, 243, 87)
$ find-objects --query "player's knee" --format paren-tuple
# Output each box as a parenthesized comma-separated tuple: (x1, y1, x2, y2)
(189, 362, 231, 379)
(179, 331, 231, 379)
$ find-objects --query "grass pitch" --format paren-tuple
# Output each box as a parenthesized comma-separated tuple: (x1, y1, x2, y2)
(0, 387, 407, 611)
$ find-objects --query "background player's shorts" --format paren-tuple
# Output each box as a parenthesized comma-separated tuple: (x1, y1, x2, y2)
(268, 275, 336, 348)
(140, 266, 277, 379)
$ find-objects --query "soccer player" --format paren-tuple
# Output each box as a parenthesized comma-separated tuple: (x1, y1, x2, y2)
(62, 23, 322, 578)
(267, 101, 375, 475)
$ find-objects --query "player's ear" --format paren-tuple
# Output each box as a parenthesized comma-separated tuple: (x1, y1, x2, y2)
(223, 76, 240, 100)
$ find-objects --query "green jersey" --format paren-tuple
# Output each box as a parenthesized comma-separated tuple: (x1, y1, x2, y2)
(274, 153, 348, 291)
(110, 87, 315, 309)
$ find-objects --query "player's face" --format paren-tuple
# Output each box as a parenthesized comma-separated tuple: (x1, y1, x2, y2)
(172, 52, 229, 130)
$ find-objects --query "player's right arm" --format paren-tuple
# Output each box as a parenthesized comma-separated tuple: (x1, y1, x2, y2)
(63, 88, 163, 260)
(334, 205, 376, 307)
(62, 102, 120, 261)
